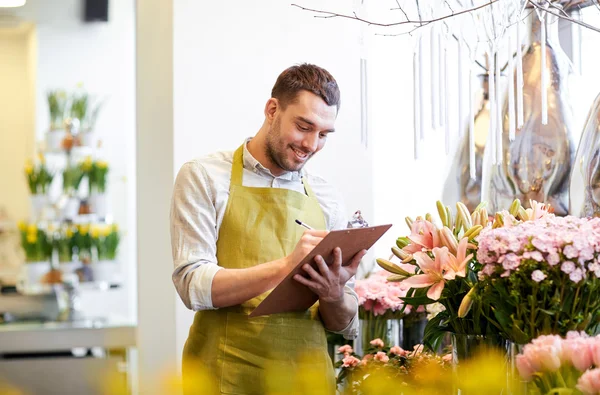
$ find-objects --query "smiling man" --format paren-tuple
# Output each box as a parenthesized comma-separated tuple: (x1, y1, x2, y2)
(170, 64, 365, 394)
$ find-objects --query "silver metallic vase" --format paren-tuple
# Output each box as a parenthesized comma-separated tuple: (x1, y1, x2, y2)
(569, 93, 600, 217)
(492, 15, 576, 215)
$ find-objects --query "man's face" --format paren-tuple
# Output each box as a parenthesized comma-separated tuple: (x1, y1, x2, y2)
(265, 90, 337, 175)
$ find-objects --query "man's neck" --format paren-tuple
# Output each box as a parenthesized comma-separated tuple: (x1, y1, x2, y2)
(246, 134, 285, 177)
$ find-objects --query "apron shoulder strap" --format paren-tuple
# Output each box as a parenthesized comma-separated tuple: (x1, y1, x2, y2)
(233, 142, 318, 201)
(301, 175, 317, 199)
(230, 144, 245, 187)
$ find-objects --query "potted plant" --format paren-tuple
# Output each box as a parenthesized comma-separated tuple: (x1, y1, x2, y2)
(70, 86, 104, 147)
(73, 223, 92, 264)
(46, 90, 67, 151)
(54, 225, 79, 275)
(89, 160, 109, 218)
(90, 223, 120, 284)
(24, 157, 54, 220)
(61, 165, 84, 219)
(17, 221, 52, 288)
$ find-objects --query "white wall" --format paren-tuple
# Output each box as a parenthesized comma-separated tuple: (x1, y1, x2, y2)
(173, 0, 373, 369)
(10, 0, 137, 320)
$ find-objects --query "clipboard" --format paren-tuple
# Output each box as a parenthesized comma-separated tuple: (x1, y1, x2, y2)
(249, 224, 392, 317)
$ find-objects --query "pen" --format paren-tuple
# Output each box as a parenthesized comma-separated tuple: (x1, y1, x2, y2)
(295, 219, 313, 230)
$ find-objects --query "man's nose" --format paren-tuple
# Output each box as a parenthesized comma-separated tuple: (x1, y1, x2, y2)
(301, 133, 319, 152)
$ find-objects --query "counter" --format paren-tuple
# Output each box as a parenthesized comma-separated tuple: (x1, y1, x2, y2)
(0, 318, 137, 395)
(0, 318, 136, 353)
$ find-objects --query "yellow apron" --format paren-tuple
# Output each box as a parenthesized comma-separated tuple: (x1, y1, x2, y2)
(182, 144, 335, 395)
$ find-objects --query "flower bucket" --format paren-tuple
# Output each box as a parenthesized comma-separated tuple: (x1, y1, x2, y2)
(46, 129, 66, 152)
(59, 261, 80, 275)
(30, 194, 48, 221)
(19, 261, 51, 289)
(79, 130, 97, 148)
(90, 193, 107, 219)
(91, 259, 117, 284)
(62, 197, 80, 220)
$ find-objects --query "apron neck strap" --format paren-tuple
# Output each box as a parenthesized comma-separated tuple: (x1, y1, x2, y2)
(231, 143, 317, 199)
(301, 176, 317, 199)
(231, 144, 245, 187)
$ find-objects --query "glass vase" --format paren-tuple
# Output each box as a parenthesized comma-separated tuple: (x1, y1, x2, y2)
(451, 334, 517, 395)
(401, 316, 428, 351)
(355, 318, 400, 356)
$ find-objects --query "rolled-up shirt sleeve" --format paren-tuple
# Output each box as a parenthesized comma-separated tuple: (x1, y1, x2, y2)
(170, 161, 222, 311)
(326, 198, 360, 340)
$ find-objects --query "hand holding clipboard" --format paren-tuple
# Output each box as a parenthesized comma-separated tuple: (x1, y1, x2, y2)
(249, 223, 392, 317)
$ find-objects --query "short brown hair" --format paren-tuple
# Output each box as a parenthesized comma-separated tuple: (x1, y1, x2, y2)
(271, 63, 341, 112)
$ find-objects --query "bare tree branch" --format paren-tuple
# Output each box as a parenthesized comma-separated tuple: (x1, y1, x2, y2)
(392, 0, 411, 22)
(290, 1, 499, 29)
(528, 0, 600, 32)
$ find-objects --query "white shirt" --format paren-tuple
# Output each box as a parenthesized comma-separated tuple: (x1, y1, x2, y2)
(170, 139, 359, 339)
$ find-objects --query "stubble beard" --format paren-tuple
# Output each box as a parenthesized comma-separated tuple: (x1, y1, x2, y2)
(265, 117, 305, 173)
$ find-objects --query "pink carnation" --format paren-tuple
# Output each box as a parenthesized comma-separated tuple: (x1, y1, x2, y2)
(342, 355, 361, 368)
(374, 351, 390, 363)
(370, 338, 385, 348)
(390, 346, 407, 356)
(338, 345, 353, 355)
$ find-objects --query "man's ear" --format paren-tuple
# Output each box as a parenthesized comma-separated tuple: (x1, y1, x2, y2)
(264, 98, 279, 122)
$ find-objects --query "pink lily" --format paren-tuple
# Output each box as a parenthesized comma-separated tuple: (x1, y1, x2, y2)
(444, 237, 473, 279)
(403, 219, 442, 254)
(401, 246, 453, 300)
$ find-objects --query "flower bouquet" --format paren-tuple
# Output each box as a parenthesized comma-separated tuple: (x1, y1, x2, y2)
(17, 222, 52, 263)
(516, 332, 600, 394)
(477, 213, 600, 344)
(355, 270, 410, 350)
(335, 339, 451, 394)
(375, 199, 557, 351)
(376, 200, 499, 350)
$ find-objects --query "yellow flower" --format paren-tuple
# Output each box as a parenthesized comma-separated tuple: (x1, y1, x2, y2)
(26, 232, 37, 244)
(96, 160, 108, 169)
(27, 224, 37, 234)
(65, 227, 74, 238)
(78, 224, 89, 236)
(81, 156, 93, 172)
(18, 221, 27, 232)
(111, 224, 119, 233)
(100, 225, 111, 238)
(37, 152, 45, 164)
(91, 225, 101, 239)
(24, 161, 34, 175)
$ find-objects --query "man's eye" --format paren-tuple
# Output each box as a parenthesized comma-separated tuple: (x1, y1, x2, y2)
(298, 124, 310, 131)
(319, 133, 328, 139)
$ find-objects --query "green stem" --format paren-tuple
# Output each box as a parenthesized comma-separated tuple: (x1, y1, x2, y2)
(570, 286, 581, 325)
(530, 285, 537, 339)
(555, 278, 566, 333)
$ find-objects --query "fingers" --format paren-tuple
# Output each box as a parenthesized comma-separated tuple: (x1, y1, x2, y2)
(293, 273, 320, 291)
(302, 262, 325, 283)
(313, 255, 330, 277)
(303, 229, 329, 238)
(330, 247, 342, 271)
(346, 249, 367, 276)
